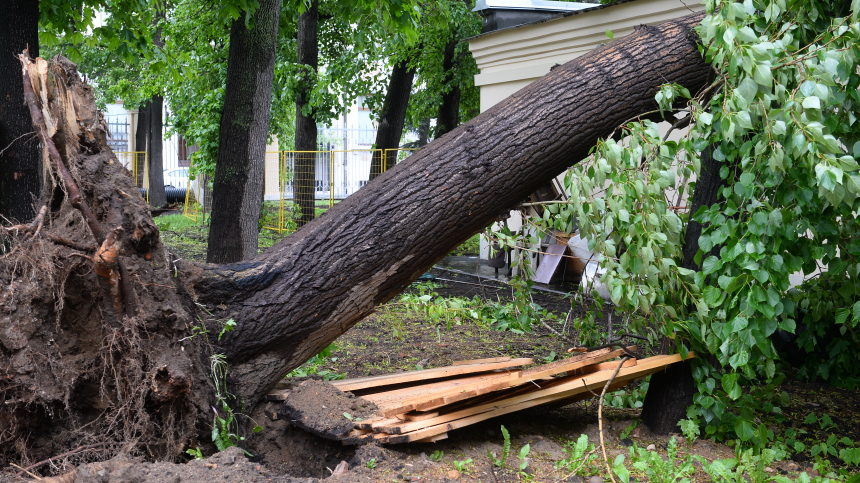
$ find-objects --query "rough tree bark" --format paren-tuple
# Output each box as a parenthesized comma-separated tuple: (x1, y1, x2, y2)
(641, 146, 725, 434)
(206, 0, 282, 263)
(0, 12, 709, 465)
(294, 0, 319, 228)
(147, 95, 167, 207)
(134, 100, 150, 187)
(0, 0, 40, 223)
(369, 57, 417, 181)
(146, 10, 168, 208)
(435, 38, 463, 138)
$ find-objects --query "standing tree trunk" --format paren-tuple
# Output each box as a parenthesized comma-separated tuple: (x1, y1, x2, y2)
(294, 0, 319, 228)
(146, 9, 168, 207)
(1, 12, 709, 464)
(206, 0, 282, 263)
(147, 95, 167, 207)
(435, 37, 463, 138)
(134, 100, 151, 188)
(369, 57, 418, 181)
(0, 0, 40, 223)
(641, 145, 725, 434)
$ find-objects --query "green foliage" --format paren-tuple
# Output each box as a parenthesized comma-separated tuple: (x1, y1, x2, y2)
(555, 434, 600, 476)
(186, 446, 203, 459)
(488, 425, 512, 468)
(518, 443, 531, 472)
(396, 280, 552, 334)
(366, 458, 376, 469)
(529, 0, 860, 443)
(286, 343, 345, 380)
(452, 458, 473, 473)
(630, 437, 695, 483)
(607, 379, 649, 409)
(449, 234, 481, 256)
(430, 449, 444, 462)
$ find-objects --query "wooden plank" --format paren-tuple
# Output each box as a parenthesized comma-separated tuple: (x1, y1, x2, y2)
(330, 358, 533, 392)
(533, 243, 567, 284)
(396, 411, 441, 422)
(378, 354, 688, 438)
(265, 389, 291, 401)
(452, 356, 512, 366)
(377, 347, 633, 417)
(362, 371, 516, 405)
(413, 432, 448, 443)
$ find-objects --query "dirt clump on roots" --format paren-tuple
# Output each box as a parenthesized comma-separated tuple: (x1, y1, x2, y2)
(279, 379, 378, 440)
(1, 55, 208, 471)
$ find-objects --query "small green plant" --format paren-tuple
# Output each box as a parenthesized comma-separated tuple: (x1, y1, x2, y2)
(366, 458, 376, 469)
(518, 443, 531, 474)
(430, 449, 444, 462)
(218, 318, 236, 341)
(286, 343, 345, 380)
(630, 437, 694, 483)
(555, 434, 600, 476)
(620, 421, 638, 440)
(186, 446, 203, 460)
(679, 418, 701, 442)
(488, 425, 512, 468)
(452, 458, 473, 473)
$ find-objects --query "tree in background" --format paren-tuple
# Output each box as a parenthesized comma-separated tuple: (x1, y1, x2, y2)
(0, 0, 41, 224)
(206, 0, 283, 263)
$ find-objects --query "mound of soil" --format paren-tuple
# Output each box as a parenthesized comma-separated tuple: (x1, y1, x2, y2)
(278, 380, 378, 440)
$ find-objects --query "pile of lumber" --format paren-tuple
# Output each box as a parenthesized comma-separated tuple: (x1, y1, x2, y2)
(267, 347, 692, 444)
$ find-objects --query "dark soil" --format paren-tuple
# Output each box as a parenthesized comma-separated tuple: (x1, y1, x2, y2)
(279, 379, 378, 440)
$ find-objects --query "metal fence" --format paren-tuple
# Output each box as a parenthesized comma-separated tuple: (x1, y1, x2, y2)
(182, 148, 417, 230)
(115, 151, 148, 203)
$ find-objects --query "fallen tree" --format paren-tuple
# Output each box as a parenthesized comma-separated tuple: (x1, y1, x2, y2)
(0, 11, 710, 466)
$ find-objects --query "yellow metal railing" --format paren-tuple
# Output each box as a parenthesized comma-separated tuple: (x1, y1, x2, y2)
(115, 151, 148, 204)
(183, 153, 206, 222)
(181, 148, 416, 233)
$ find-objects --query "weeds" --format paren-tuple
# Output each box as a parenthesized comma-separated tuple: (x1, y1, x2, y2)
(286, 343, 345, 380)
(430, 449, 444, 462)
(452, 458, 473, 473)
(629, 437, 694, 483)
(488, 425, 512, 468)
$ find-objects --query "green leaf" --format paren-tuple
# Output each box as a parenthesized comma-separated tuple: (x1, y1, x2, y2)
(753, 63, 773, 87)
(836, 307, 850, 324)
(605, 29, 614, 39)
(703, 256, 723, 275)
(802, 96, 821, 110)
(722, 373, 741, 399)
(735, 418, 755, 441)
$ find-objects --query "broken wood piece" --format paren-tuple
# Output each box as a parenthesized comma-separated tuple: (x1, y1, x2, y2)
(264, 403, 280, 421)
(451, 356, 512, 366)
(413, 432, 448, 443)
(265, 389, 292, 401)
(331, 358, 533, 392)
(379, 353, 693, 443)
(376, 347, 632, 417)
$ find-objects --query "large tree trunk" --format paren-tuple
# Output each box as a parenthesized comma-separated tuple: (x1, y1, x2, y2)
(0, 0, 40, 224)
(147, 95, 168, 207)
(294, 0, 319, 228)
(134, 100, 151, 187)
(435, 38, 463, 138)
(146, 11, 168, 207)
(1, 12, 709, 466)
(206, 0, 282, 263)
(641, 146, 724, 434)
(369, 57, 417, 181)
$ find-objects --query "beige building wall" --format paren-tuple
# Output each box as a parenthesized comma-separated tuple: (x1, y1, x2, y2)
(469, 0, 705, 112)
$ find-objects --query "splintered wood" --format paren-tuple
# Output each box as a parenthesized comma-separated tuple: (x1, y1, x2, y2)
(271, 347, 694, 444)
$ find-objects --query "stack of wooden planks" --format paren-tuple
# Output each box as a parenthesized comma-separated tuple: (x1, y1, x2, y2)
(268, 347, 692, 444)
